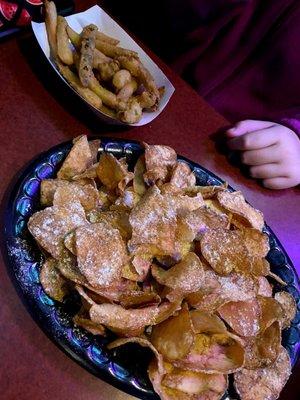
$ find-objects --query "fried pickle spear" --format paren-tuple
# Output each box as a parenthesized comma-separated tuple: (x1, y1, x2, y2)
(95, 39, 138, 59)
(57, 16, 73, 65)
(67, 25, 119, 47)
(67, 24, 120, 80)
(79, 24, 98, 87)
(57, 62, 102, 109)
(66, 25, 81, 48)
(89, 76, 125, 110)
(44, 0, 57, 57)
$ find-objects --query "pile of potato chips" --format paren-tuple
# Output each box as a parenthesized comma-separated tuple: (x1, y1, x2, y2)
(28, 135, 296, 400)
(44, 1, 163, 124)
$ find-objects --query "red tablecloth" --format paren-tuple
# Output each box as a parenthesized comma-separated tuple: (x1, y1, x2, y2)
(0, 2, 299, 399)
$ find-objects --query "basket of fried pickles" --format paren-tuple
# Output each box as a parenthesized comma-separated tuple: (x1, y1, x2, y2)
(28, 135, 297, 400)
(43, 1, 166, 124)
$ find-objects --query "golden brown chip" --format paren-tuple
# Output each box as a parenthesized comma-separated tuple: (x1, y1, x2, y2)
(112, 187, 140, 210)
(179, 206, 229, 242)
(57, 135, 93, 180)
(28, 201, 87, 259)
(162, 369, 228, 398)
(86, 210, 131, 240)
(97, 153, 133, 193)
(242, 321, 281, 369)
(40, 258, 69, 301)
(75, 222, 128, 287)
(187, 271, 258, 313)
(89, 301, 179, 335)
(144, 143, 177, 184)
(257, 276, 273, 297)
(119, 291, 161, 308)
(56, 248, 87, 284)
(40, 179, 66, 206)
(200, 229, 250, 275)
(133, 155, 147, 196)
(185, 185, 227, 199)
(234, 346, 291, 400)
(217, 299, 261, 337)
(258, 296, 284, 332)
(53, 183, 100, 212)
(72, 163, 98, 181)
(274, 291, 297, 329)
(174, 331, 245, 374)
(128, 186, 177, 256)
(240, 229, 270, 257)
(151, 253, 204, 296)
(190, 311, 227, 334)
(76, 279, 138, 304)
(168, 162, 196, 190)
(217, 191, 264, 231)
(73, 312, 106, 336)
(151, 306, 195, 361)
(88, 139, 100, 163)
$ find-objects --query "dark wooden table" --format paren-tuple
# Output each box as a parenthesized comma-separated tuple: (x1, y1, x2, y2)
(0, 2, 299, 399)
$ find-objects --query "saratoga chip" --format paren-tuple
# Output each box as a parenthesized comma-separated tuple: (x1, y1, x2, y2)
(97, 152, 134, 193)
(217, 299, 261, 337)
(129, 186, 177, 255)
(162, 368, 228, 398)
(200, 228, 251, 275)
(73, 311, 106, 336)
(57, 135, 93, 180)
(168, 161, 196, 191)
(274, 291, 297, 329)
(151, 306, 194, 361)
(75, 222, 128, 287)
(187, 271, 258, 313)
(243, 321, 281, 369)
(28, 201, 87, 259)
(151, 252, 204, 296)
(144, 143, 177, 184)
(240, 229, 270, 257)
(133, 155, 147, 196)
(173, 331, 245, 374)
(53, 183, 100, 211)
(179, 206, 229, 242)
(217, 191, 264, 231)
(190, 310, 227, 334)
(234, 346, 291, 400)
(90, 300, 180, 336)
(40, 258, 69, 302)
(258, 296, 284, 332)
(86, 210, 131, 240)
(257, 276, 273, 297)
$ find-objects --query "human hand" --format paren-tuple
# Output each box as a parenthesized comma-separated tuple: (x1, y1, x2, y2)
(226, 120, 300, 189)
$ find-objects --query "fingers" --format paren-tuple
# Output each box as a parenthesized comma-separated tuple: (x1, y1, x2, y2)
(227, 126, 281, 151)
(226, 120, 276, 138)
(241, 144, 281, 165)
(249, 164, 284, 179)
(262, 177, 296, 190)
